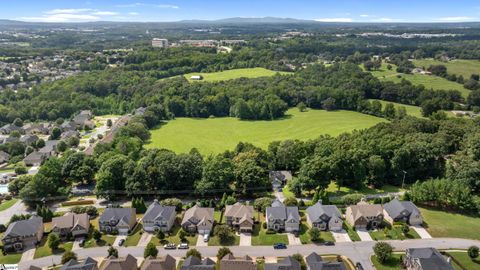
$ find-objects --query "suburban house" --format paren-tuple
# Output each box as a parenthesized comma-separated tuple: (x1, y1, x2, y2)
(99, 207, 136, 235)
(142, 199, 176, 233)
(269, 170, 292, 190)
(20, 134, 38, 146)
(404, 248, 454, 270)
(345, 201, 384, 229)
(2, 216, 44, 251)
(60, 121, 77, 132)
(180, 256, 215, 270)
(220, 254, 257, 270)
(0, 124, 21, 135)
(0, 150, 9, 164)
(51, 212, 90, 238)
(265, 256, 301, 270)
(305, 253, 347, 270)
(101, 255, 137, 270)
(61, 130, 80, 140)
(61, 257, 98, 270)
(266, 199, 300, 232)
(306, 202, 343, 231)
(383, 198, 423, 226)
(73, 110, 95, 129)
(24, 140, 59, 166)
(224, 202, 254, 232)
(141, 255, 176, 270)
(181, 204, 214, 234)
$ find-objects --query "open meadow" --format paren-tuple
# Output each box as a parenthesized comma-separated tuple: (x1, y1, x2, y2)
(146, 108, 386, 154)
(184, 67, 292, 82)
(368, 99, 424, 118)
(413, 58, 480, 78)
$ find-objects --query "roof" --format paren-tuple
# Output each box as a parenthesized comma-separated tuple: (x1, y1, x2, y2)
(305, 253, 347, 270)
(181, 205, 214, 226)
(265, 256, 301, 270)
(23, 151, 46, 163)
(99, 208, 136, 224)
(52, 213, 90, 231)
(269, 171, 292, 182)
(3, 216, 43, 239)
(383, 198, 420, 218)
(61, 257, 98, 270)
(266, 200, 300, 222)
(407, 248, 454, 270)
(141, 255, 176, 270)
(39, 140, 59, 153)
(101, 255, 137, 270)
(181, 256, 215, 270)
(348, 203, 383, 222)
(0, 150, 9, 161)
(306, 202, 342, 221)
(224, 203, 254, 219)
(143, 200, 176, 222)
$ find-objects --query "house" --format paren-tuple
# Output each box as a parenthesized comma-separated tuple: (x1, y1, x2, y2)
(383, 198, 423, 226)
(134, 107, 147, 116)
(190, 75, 203, 80)
(269, 171, 292, 190)
(61, 130, 80, 140)
(51, 212, 90, 238)
(99, 207, 136, 235)
(404, 248, 454, 270)
(73, 110, 95, 129)
(0, 150, 9, 164)
(2, 216, 44, 251)
(266, 199, 300, 232)
(61, 257, 98, 270)
(305, 253, 347, 270)
(142, 199, 176, 233)
(265, 256, 301, 270)
(23, 151, 48, 166)
(141, 255, 176, 270)
(20, 134, 39, 146)
(306, 202, 343, 231)
(101, 255, 137, 270)
(39, 140, 59, 155)
(345, 201, 383, 230)
(181, 204, 214, 234)
(61, 121, 77, 132)
(180, 256, 215, 270)
(224, 202, 254, 232)
(220, 254, 257, 270)
(0, 124, 21, 135)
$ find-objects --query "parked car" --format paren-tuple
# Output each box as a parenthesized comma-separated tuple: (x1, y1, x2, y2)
(324, 241, 334, 246)
(203, 234, 209, 242)
(178, 243, 189, 249)
(79, 239, 86, 247)
(273, 243, 287, 249)
(118, 239, 125, 246)
(355, 262, 364, 270)
(163, 243, 176, 250)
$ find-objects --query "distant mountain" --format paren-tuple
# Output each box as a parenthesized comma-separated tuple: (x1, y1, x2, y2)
(213, 17, 312, 23)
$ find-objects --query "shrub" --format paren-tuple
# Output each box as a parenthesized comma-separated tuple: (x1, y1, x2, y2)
(308, 227, 321, 242)
(373, 242, 393, 263)
(217, 247, 232, 260)
(144, 242, 158, 258)
(61, 251, 77, 264)
(468, 246, 479, 259)
(342, 194, 364, 205)
(186, 248, 202, 259)
(283, 197, 298, 206)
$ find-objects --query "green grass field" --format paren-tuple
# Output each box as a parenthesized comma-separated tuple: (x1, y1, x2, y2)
(251, 223, 289, 246)
(413, 58, 480, 79)
(446, 251, 480, 270)
(369, 222, 420, 240)
(368, 99, 424, 118)
(146, 108, 386, 154)
(371, 254, 403, 270)
(0, 199, 18, 212)
(420, 207, 480, 240)
(368, 63, 470, 98)
(184, 67, 292, 82)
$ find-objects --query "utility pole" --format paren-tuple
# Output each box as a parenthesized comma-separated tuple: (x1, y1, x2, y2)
(401, 170, 407, 189)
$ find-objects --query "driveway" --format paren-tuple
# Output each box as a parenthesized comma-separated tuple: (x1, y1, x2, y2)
(138, 233, 153, 247)
(274, 190, 285, 202)
(239, 232, 251, 246)
(20, 247, 36, 262)
(287, 233, 302, 245)
(411, 225, 432, 239)
(331, 230, 352, 242)
(356, 229, 373, 241)
(72, 237, 85, 251)
(196, 234, 208, 247)
(112, 235, 127, 247)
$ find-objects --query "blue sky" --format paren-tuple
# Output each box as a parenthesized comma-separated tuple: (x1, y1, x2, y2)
(2, 0, 480, 23)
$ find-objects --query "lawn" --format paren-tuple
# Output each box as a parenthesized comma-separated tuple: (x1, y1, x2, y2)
(298, 223, 335, 244)
(326, 181, 404, 196)
(369, 222, 420, 240)
(124, 224, 143, 246)
(420, 207, 480, 240)
(149, 224, 198, 245)
(0, 198, 18, 212)
(446, 251, 480, 270)
(214, 211, 223, 224)
(371, 254, 403, 270)
(368, 63, 470, 98)
(184, 67, 292, 82)
(208, 234, 240, 246)
(343, 223, 361, 242)
(83, 234, 116, 248)
(281, 185, 296, 199)
(0, 253, 22, 264)
(146, 108, 386, 154)
(251, 223, 288, 246)
(413, 58, 480, 79)
(368, 99, 424, 118)
(34, 237, 73, 259)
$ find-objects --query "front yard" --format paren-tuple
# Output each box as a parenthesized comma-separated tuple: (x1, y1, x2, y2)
(124, 224, 143, 246)
(0, 253, 22, 264)
(371, 254, 403, 270)
(343, 223, 361, 241)
(420, 207, 480, 240)
(0, 198, 18, 212)
(251, 223, 288, 246)
(446, 251, 480, 270)
(298, 223, 335, 244)
(149, 224, 198, 245)
(34, 237, 73, 259)
(369, 222, 420, 240)
(208, 234, 240, 246)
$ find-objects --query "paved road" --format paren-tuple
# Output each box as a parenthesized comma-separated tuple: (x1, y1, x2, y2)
(19, 238, 480, 270)
(0, 200, 31, 224)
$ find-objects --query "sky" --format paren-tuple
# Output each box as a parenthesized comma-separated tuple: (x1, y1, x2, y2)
(1, 0, 480, 23)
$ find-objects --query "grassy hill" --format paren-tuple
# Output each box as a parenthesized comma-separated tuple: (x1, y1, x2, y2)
(368, 63, 470, 98)
(413, 58, 480, 79)
(368, 99, 424, 118)
(184, 67, 292, 82)
(146, 108, 387, 154)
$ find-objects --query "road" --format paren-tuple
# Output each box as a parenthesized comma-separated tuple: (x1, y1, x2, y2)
(0, 199, 31, 224)
(18, 238, 480, 270)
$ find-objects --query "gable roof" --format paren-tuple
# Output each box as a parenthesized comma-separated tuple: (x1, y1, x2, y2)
(305, 253, 347, 270)
(181, 205, 214, 226)
(306, 202, 342, 221)
(224, 203, 254, 219)
(407, 248, 454, 270)
(143, 200, 176, 222)
(3, 216, 43, 239)
(141, 255, 176, 270)
(181, 256, 215, 269)
(348, 202, 383, 222)
(265, 256, 301, 270)
(101, 255, 137, 270)
(52, 213, 89, 231)
(61, 257, 98, 270)
(383, 198, 420, 218)
(99, 208, 136, 224)
(266, 200, 300, 222)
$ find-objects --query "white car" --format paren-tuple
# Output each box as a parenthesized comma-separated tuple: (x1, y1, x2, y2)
(178, 243, 189, 249)
(203, 234, 209, 242)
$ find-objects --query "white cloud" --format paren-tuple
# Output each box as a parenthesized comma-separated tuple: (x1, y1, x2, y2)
(128, 12, 139, 16)
(20, 14, 100, 22)
(373, 18, 393, 22)
(44, 8, 92, 14)
(91, 11, 118, 16)
(360, 14, 369, 17)
(116, 2, 179, 9)
(315, 17, 353, 22)
(436, 16, 477, 22)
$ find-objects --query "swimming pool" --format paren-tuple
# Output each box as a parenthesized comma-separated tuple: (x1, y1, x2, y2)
(0, 184, 8, 194)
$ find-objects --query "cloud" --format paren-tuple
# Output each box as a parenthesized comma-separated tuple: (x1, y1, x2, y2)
(436, 16, 477, 22)
(360, 14, 369, 17)
(315, 17, 353, 22)
(44, 8, 92, 14)
(20, 14, 100, 22)
(116, 2, 179, 9)
(128, 12, 139, 16)
(91, 11, 118, 16)
(372, 17, 393, 22)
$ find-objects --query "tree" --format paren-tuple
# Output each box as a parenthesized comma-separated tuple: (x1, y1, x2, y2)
(107, 119, 113, 127)
(93, 229, 102, 242)
(156, 230, 165, 240)
(196, 155, 233, 195)
(48, 232, 60, 251)
(401, 224, 410, 235)
(50, 127, 61, 140)
(61, 251, 77, 264)
(214, 225, 234, 244)
(107, 246, 118, 258)
(291, 253, 306, 269)
(253, 197, 273, 212)
(178, 229, 187, 241)
(383, 103, 396, 119)
(322, 97, 336, 111)
(144, 242, 158, 258)
(297, 102, 307, 112)
(373, 242, 393, 263)
(468, 246, 479, 259)
(14, 165, 28, 175)
(309, 227, 321, 242)
(186, 248, 202, 259)
(160, 198, 183, 211)
(36, 138, 45, 149)
(217, 247, 232, 260)
(283, 197, 298, 206)
(56, 140, 68, 152)
(13, 118, 23, 127)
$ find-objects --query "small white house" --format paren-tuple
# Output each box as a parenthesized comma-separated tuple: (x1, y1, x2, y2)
(190, 75, 203, 80)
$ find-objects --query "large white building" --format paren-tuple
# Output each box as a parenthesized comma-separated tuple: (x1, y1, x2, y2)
(152, 38, 169, 48)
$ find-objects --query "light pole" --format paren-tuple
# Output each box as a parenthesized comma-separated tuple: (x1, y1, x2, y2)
(401, 170, 407, 189)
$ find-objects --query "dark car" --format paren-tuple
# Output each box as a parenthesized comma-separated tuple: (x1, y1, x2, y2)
(79, 239, 86, 247)
(273, 243, 287, 249)
(356, 262, 364, 270)
(118, 239, 125, 246)
(324, 241, 334, 246)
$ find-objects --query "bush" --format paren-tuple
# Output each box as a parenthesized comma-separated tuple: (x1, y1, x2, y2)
(342, 194, 364, 205)
(468, 246, 479, 259)
(186, 248, 202, 259)
(283, 197, 298, 206)
(308, 227, 321, 242)
(61, 251, 77, 264)
(262, 222, 267, 229)
(14, 165, 28, 175)
(217, 247, 232, 260)
(265, 229, 276, 234)
(373, 242, 393, 263)
(144, 242, 158, 258)
(160, 198, 183, 211)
